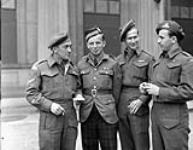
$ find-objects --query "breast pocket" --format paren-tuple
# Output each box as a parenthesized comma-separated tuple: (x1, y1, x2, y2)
(98, 69, 113, 89)
(167, 62, 181, 84)
(132, 61, 148, 82)
(80, 69, 91, 88)
(41, 70, 59, 91)
(67, 70, 79, 90)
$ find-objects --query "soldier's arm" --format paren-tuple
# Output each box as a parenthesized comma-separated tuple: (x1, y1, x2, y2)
(25, 64, 53, 112)
(112, 62, 122, 104)
(138, 56, 155, 104)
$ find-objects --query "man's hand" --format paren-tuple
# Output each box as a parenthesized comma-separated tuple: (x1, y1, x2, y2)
(128, 99, 143, 114)
(145, 83, 160, 96)
(139, 82, 148, 94)
(50, 103, 65, 115)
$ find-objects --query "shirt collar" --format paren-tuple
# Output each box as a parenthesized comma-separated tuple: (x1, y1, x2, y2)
(87, 52, 109, 65)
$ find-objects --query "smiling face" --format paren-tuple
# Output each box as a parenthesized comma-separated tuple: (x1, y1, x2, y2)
(87, 34, 106, 57)
(54, 40, 72, 61)
(124, 28, 140, 51)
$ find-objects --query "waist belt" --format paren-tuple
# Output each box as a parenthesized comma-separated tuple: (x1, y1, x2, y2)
(83, 88, 112, 97)
(52, 99, 72, 105)
(122, 86, 138, 92)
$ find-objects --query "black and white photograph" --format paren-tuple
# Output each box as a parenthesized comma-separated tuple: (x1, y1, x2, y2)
(1, 0, 193, 150)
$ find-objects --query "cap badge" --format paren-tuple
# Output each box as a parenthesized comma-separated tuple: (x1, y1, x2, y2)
(162, 23, 170, 29)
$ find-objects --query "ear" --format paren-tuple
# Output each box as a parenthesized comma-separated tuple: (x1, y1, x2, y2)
(53, 47, 58, 53)
(171, 36, 177, 44)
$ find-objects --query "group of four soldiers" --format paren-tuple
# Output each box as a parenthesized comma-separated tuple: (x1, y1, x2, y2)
(26, 19, 193, 150)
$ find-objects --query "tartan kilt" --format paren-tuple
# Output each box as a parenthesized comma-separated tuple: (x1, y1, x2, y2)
(81, 105, 118, 150)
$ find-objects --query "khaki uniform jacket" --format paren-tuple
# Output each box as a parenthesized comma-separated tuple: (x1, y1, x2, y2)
(77, 53, 122, 124)
(26, 56, 80, 128)
(116, 49, 154, 117)
(152, 46, 193, 129)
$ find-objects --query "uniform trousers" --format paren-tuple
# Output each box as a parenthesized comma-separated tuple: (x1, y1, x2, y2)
(39, 111, 77, 150)
(119, 113, 149, 150)
(81, 105, 117, 150)
(151, 104, 190, 150)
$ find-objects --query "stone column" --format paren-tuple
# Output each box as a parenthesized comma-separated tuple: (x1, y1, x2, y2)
(120, 0, 165, 58)
(37, 0, 69, 60)
(17, 0, 38, 65)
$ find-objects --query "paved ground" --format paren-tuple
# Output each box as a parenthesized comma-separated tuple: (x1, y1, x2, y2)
(1, 98, 193, 150)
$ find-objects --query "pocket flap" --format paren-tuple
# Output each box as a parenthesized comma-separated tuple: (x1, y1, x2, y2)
(161, 119, 179, 129)
(167, 63, 181, 69)
(41, 68, 59, 76)
(99, 69, 113, 75)
(80, 69, 90, 75)
(68, 70, 79, 76)
(133, 61, 148, 67)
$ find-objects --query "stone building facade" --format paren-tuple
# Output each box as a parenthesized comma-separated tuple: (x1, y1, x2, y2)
(1, 0, 193, 97)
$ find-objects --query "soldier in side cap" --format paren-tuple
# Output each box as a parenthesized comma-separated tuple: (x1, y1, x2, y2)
(116, 19, 154, 150)
(77, 26, 122, 150)
(26, 32, 80, 150)
(139, 20, 193, 150)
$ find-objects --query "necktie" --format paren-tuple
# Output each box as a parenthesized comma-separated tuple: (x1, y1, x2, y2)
(94, 58, 98, 66)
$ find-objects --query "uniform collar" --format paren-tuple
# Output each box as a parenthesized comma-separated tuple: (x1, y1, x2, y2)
(47, 55, 58, 67)
(167, 45, 182, 59)
(160, 45, 182, 59)
(124, 47, 142, 57)
(87, 52, 109, 66)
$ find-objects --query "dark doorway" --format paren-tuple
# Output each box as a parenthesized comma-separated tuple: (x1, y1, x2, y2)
(170, 0, 193, 55)
(174, 19, 193, 55)
(83, 13, 120, 57)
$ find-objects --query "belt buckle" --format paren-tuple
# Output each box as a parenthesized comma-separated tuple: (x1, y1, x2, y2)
(91, 88, 97, 97)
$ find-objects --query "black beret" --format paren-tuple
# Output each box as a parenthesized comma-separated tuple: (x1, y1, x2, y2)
(48, 32, 70, 49)
(85, 26, 103, 42)
(120, 19, 136, 42)
(156, 20, 185, 41)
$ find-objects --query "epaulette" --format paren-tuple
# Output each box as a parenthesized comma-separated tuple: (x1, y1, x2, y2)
(79, 55, 90, 63)
(181, 51, 192, 57)
(142, 50, 153, 57)
(109, 54, 116, 60)
(31, 59, 47, 70)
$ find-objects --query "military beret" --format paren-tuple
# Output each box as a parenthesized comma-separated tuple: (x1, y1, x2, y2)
(120, 19, 136, 42)
(85, 26, 104, 42)
(48, 32, 71, 49)
(156, 20, 185, 41)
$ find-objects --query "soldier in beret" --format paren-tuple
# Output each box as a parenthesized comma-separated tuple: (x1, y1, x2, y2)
(116, 19, 154, 150)
(77, 26, 122, 150)
(139, 20, 193, 150)
(26, 32, 80, 150)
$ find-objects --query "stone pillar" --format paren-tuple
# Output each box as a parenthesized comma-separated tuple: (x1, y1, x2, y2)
(68, 0, 84, 63)
(17, 0, 38, 64)
(17, 0, 27, 64)
(37, 0, 69, 60)
(26, 0, 38, 64)
(120, 0, 165, 58)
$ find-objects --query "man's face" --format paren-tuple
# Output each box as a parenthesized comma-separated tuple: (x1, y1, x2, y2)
(55, 40, 72, 61)
(87, 34, 105, 57)
(125, 28, 139, 50)
(157, 29, 173, 52)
